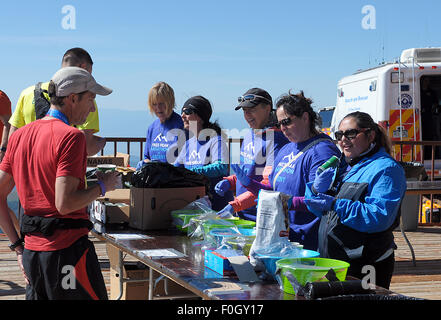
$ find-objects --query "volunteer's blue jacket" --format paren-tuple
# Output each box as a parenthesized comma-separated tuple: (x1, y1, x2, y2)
(306, 147, 407, 264)
(329, 148, 405, 233)
(144, 112, 184, 163)
(174, 134, 233, 211)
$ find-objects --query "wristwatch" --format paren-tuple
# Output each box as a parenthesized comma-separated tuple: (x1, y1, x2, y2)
(0, 146, 6, 152)
(9, 238, 24, 251)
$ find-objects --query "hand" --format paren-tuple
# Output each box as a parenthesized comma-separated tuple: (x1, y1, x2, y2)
(214, 179, 231, 196)
(217, 204, 235, 218)
(96, 171, 121, 193)
(15, 249, 29, 285)
(230, 164, 251, 187)
(313, 167, 335, 194)
(304, 193, 335, 214)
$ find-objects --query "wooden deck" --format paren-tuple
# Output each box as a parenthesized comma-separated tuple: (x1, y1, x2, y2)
(1, 226, 441, 300)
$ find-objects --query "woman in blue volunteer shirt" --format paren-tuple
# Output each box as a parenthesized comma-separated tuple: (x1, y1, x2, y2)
(214, 88, 289, 221)
(174, 96, 233, 211)
(304, 111, 406, 289)
(137, 82, 184, 169)
(231, 91, 342, 250)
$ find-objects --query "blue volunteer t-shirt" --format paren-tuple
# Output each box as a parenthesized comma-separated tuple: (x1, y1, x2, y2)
(144, 111, 184, 164)
(237, 127, 289, 221)
(174, 134, 233, 211)
(269, 133, 341, 250)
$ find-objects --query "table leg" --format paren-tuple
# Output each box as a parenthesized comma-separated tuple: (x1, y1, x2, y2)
(116, 249, 124, 300)
(148, 267, 154, 300)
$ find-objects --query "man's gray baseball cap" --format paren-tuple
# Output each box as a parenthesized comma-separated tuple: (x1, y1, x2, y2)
(50, 66, 112, 97)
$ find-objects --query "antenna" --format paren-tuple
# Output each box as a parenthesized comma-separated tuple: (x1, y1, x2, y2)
(381, 37, 385, 64)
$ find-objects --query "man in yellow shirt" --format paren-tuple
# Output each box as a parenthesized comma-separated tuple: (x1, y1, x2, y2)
(9, 48, 105, 156)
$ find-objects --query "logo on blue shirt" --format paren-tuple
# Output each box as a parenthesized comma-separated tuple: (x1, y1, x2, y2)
(154, 133, 168, 142)
(189, 150, 201, 161)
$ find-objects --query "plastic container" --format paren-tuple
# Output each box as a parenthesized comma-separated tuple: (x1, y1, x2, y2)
(209, 228, 241, 247)
(226, 237, 255, 256)
(171, 210, 205, 232)
(209, 227, 256, 248)
(202, 219, 237, 235)
(275, 257, 350, 295)
(255, 249, 320, 275)
(226, 218, 256, 229)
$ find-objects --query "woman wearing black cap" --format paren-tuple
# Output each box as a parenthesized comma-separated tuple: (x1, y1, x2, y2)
(174, 96, 233, 211)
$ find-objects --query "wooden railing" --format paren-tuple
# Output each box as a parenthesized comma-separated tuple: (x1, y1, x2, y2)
(102, 137, 441, 173)
(101, 137, 244, 166)
(391, 140, 441, 181)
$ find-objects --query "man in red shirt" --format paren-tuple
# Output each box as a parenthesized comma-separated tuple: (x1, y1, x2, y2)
(0, 67, 119, 300)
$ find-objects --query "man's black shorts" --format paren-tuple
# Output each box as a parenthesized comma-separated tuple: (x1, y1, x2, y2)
(22, 235, 108, 300)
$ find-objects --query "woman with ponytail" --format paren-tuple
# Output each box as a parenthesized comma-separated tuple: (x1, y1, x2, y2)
(231, 90, 342, 250)
(174, 96, 233, 210)
(304, 111, 406, 289)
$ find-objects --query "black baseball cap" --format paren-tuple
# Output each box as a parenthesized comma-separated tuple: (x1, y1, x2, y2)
(235, 88, 273, 110)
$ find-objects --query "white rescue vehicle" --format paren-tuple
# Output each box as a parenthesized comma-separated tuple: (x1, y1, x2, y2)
(331, 47, 441, 175)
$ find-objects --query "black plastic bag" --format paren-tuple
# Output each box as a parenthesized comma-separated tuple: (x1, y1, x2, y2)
(131, 161, 210, 189)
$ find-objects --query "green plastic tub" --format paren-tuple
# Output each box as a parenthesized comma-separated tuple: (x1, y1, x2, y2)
(171, 210, 205, 232)
(226, 218, 256, 229)
(226, 237, 254, 256)
(202, 218, 255, 235)
(275, 257, 350, 295)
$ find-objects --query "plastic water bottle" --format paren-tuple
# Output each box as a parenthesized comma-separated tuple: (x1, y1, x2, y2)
(316, 155, 339, 175)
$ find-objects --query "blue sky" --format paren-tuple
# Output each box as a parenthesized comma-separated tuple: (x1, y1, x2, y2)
(1, 0, 440, 137)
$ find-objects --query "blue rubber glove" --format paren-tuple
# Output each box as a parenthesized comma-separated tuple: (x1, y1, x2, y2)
(214, 180, 231, 196)
(312, 167, 335, 194)
(304, 193, 336, 214)
(136, 159, 147, 170)
(217, 204, 235, 218)
(230, 164, 251, 187)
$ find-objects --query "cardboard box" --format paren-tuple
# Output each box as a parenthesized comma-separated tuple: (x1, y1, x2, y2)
(92, 200, 130, 224)
(129, 186, 205, 230)
(87, 156, 125, 167)
(116, 152, 130, 167)
(107, 244, 193, 300)
(90, 189, 131, 224)
(110, 262, 149, 300)
(98, 189, 131, 204)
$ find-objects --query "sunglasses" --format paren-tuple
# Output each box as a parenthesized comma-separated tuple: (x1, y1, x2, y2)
(276, 117, 293, 128)
(238, 94, 272, 104)
(334, 128, 371, 141)
(182, 108, 195, 115)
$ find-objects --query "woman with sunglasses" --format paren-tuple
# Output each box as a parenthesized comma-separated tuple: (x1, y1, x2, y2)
(231, 91, 342, 251)
(136, 82, 184, 169)
(174, 96, 233, 211)
(304, 111, 406, 289)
